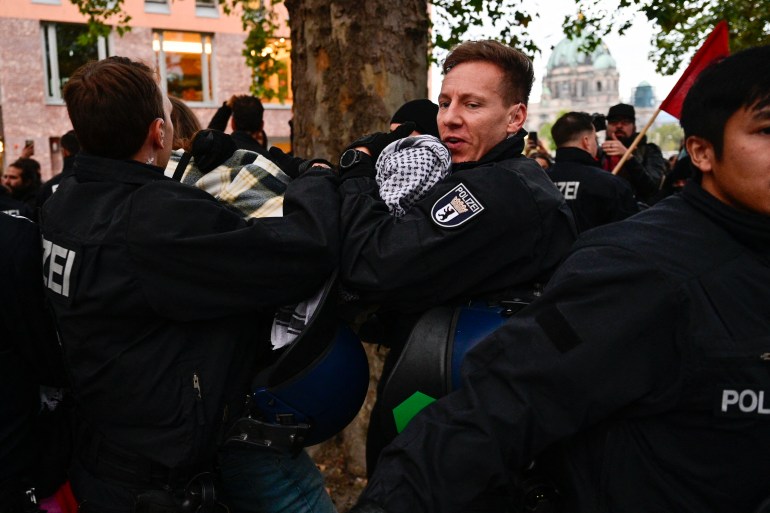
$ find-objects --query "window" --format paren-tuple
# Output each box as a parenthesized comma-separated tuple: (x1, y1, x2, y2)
(145, 0, 170, 14)
(42, 22, 109, 103)
(153, 31, 214, 104)
(195, 0, 219, 18)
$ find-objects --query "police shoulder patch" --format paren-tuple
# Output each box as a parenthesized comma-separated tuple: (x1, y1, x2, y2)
(431, 183, 484, 228)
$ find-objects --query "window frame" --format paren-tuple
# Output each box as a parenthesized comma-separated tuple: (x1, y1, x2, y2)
(41, 22, 110, 105)
(153, 30, 216, 107)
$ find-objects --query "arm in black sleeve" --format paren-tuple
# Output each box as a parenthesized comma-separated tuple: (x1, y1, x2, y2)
(608, 179, 641, 223)
(617, 142, 667, 202)
(339, 164, 573, 310)
(128, 168, 341, 320)
(0, 216, 66, 386)
(207, 101, 232, 131)
(360, 245, 683, 513)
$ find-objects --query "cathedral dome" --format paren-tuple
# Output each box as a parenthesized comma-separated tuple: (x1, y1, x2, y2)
(546, 36, 616, 71)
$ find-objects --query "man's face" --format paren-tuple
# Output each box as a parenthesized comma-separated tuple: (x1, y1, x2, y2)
(438, 61, 524, 164)
(692, 104, 770, 216)
(2, 166, 23, 192)
(607, 117, 635, 140)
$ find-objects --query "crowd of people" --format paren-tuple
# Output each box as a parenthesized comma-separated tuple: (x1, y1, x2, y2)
(2, 37, 770, 513)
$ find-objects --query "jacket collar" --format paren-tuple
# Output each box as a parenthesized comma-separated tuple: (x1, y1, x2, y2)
(554, 147, 601, 167)
(682, 180, 770, 258)
(451, 130, 527, 172)
(73, 153, 170, 186)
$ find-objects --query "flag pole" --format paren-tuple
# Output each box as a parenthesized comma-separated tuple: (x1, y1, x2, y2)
(611, 106, 662, 175)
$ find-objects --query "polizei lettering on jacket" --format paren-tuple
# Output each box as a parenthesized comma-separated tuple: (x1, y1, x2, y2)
(718, 387, 770, 417)
(42, 237, 77, 299)
(431, 183, 485, 228)
(554, 181, 580, 200)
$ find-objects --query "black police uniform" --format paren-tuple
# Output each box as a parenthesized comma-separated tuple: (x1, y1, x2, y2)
(548, 146, 639, 232)
(339, 133, 577, 474)
(0, 213, 66, 511)
(360, 180, 770, 513)
(340, 134, 576, 312)
(40, 153, 340, 509)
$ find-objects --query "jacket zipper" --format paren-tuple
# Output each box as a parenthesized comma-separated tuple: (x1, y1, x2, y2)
(193, 372, 205, 425)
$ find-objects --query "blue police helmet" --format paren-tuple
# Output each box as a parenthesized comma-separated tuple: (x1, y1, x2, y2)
(227, 271, 370, 449)
(380, 301, 527, 434)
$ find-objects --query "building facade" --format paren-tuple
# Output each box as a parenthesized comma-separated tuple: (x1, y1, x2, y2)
(526, 36, 621, 136)
(0, 0, 291, 179)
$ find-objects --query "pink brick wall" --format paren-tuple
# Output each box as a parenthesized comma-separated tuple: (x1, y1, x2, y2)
(0, 8, 293, 180)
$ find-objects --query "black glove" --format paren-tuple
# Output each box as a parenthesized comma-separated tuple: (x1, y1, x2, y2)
(190, 129, 238, 174)
(345, 121, 416, 162)
(268, 146, 306, 179)
(268, 147, 333, 179)
(347, 500, 389, 513)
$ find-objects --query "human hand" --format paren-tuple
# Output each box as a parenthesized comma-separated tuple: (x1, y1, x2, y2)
(346, 122, 416, 162)
(268, 147, 307, 178)
(268, 147, 332, 178)
(601, 138, 628, 157)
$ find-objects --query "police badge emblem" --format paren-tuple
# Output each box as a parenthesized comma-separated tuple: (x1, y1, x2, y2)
(431, 183, 484, 228)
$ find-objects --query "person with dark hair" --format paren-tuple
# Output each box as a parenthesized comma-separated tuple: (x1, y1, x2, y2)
(208, 94, 269, 154)
(40, 56, 340, 513)
(529, 151, 553, 170)
(37, 130, 80, 207)
(547, 111, 639, 232)
(336, 39, 576, 486)
(388, 99, 441, 138)
(3, 158, 41, 216)
(349, 45, 770, 513)
(168, 96, 202, 151)
(599, 102, 668, 204)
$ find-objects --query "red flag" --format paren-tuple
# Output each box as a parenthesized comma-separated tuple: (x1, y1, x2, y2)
(659, 21, 730, 119)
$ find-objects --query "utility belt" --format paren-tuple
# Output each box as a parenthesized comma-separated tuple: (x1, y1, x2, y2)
(76, 427, 228, 512)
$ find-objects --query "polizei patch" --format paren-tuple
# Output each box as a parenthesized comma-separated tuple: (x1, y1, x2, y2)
(431, 183, 484, 228)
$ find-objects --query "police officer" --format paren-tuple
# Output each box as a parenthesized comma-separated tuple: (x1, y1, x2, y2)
(547, 111, 639, 232)
(349, 45, 770, 513)
(40, 57, 340, 512)
(0, 213, 65, 512)
(336, 40, 576, 479)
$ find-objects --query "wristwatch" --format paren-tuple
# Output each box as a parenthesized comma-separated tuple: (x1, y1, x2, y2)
(339, 149, 367, 170)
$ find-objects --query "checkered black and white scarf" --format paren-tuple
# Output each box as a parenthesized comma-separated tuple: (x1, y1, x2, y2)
(375, 135, 452, 217)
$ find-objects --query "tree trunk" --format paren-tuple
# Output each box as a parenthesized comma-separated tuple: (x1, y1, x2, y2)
(284, 0, 430, 160)
(283, 2, 429, 506)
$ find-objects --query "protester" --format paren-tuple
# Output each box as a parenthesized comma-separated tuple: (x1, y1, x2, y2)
(548, 111, 639, 232)
(349, 45, 770, 513)
(40, 56, 340, 513)
(208, 94, 269, 155)
(169, 96, 202, 151)
(2, 158, 41, 217)
(336, 41, 576, 490)
(529, 151, 553, 170)
(599, 102, 667, 204)
(37, 130, 80, 207)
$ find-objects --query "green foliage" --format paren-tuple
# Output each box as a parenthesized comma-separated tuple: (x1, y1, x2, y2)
(69, 0, 131, 46)
(429, 0, 541, 65)
(219, 0, 289, 102)
(648, 122, 684, 152)
(566, 0, 770, 75)
(68, 0, 290, 102)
